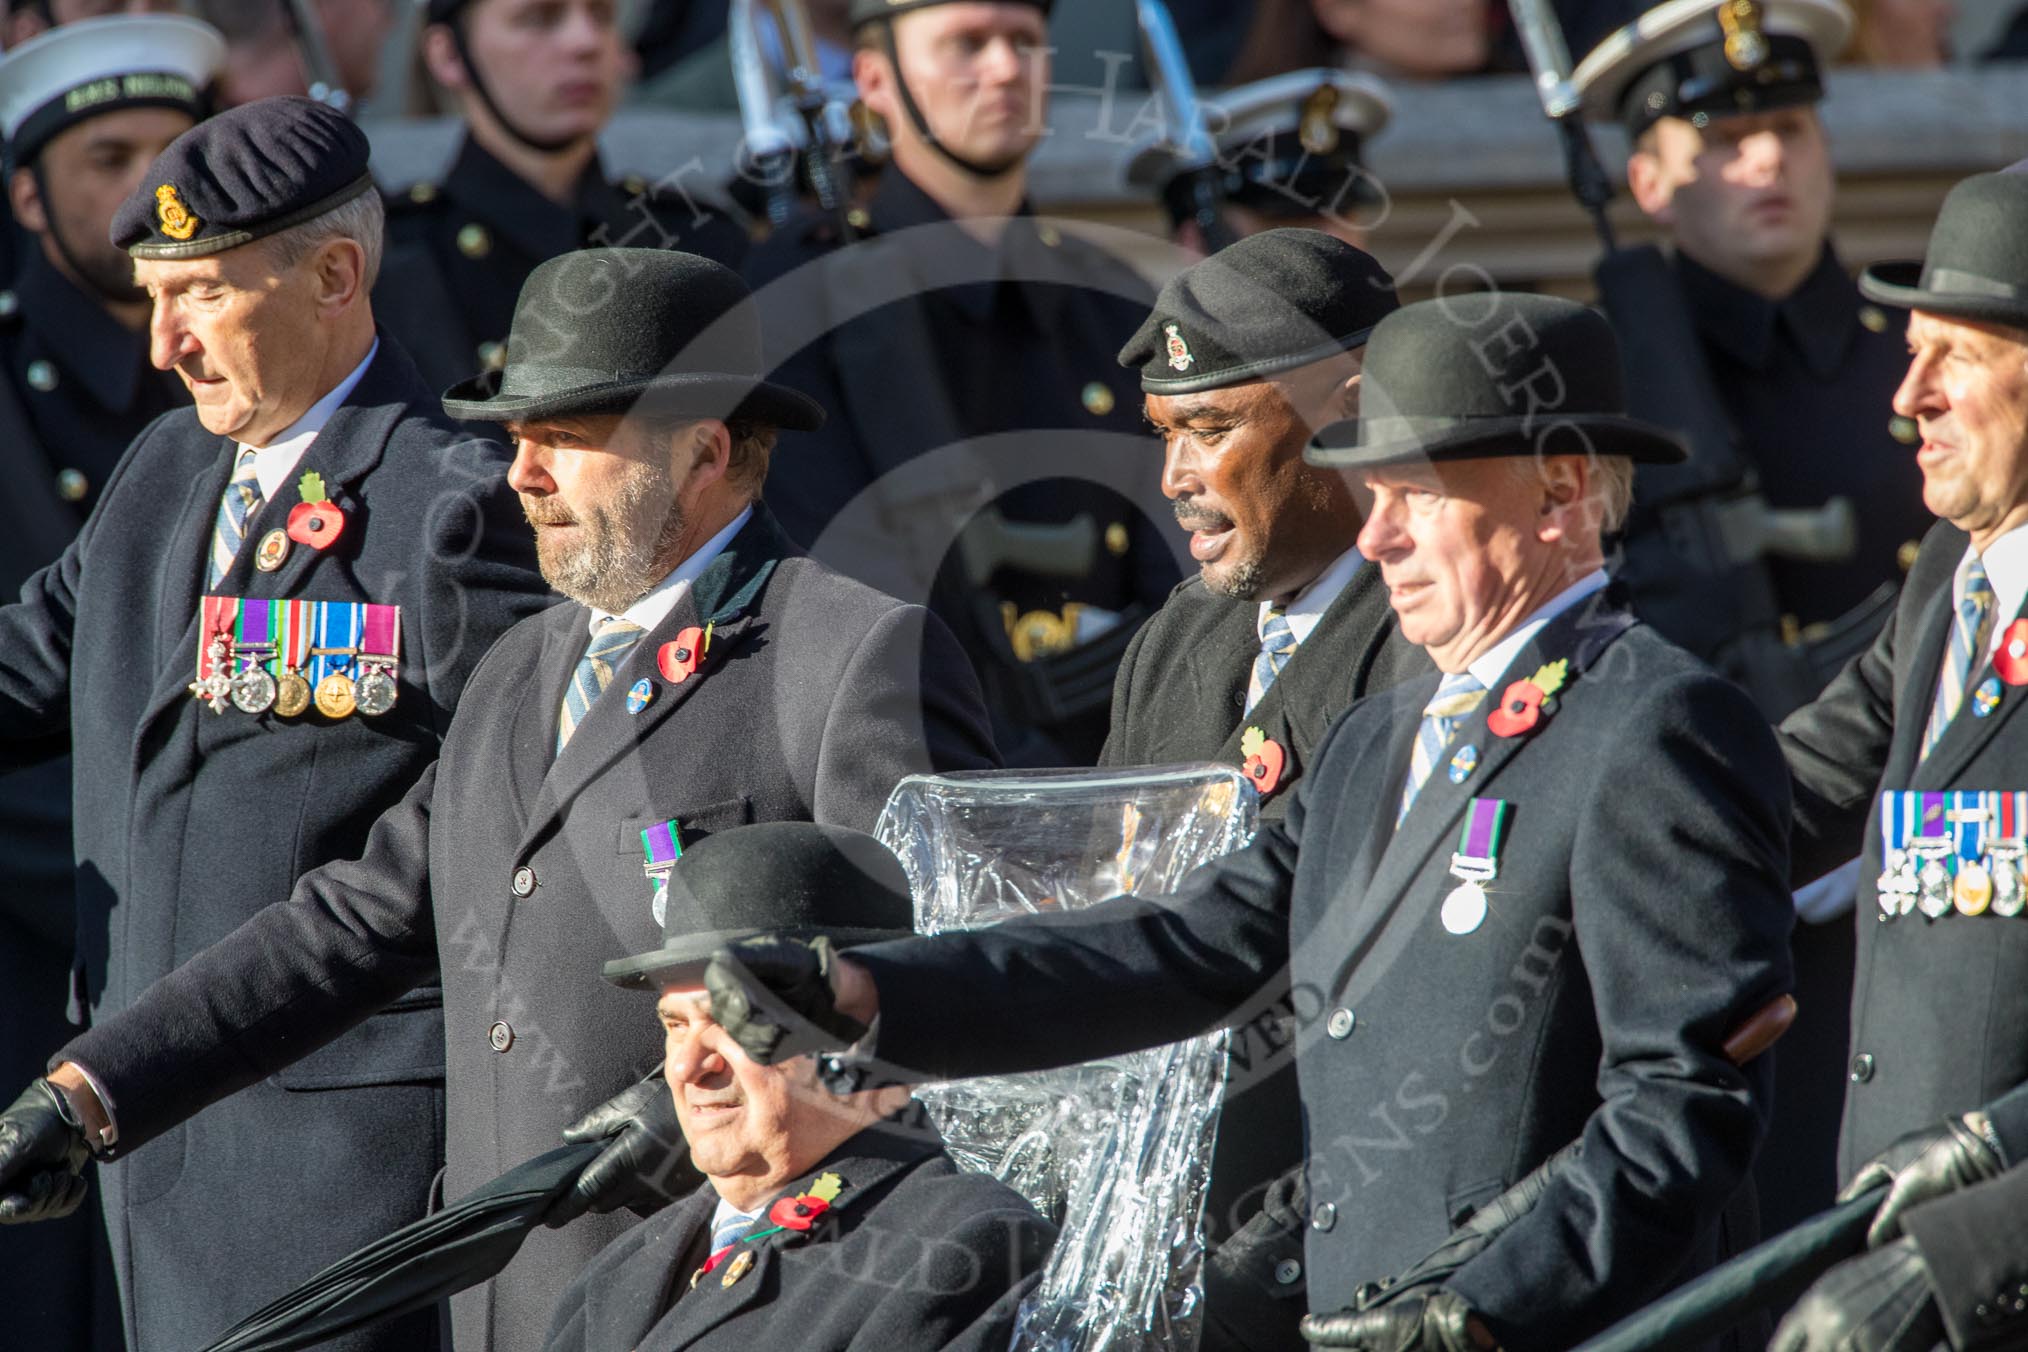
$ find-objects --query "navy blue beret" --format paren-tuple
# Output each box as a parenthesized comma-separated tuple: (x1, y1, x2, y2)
(110, 95, 373, 260)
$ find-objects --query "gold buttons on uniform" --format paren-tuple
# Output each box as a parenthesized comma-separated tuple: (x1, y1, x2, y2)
(846, 207, 872, 232)
(1105, 521, 1130, 556)
(1898, 539, 1921, 572)
(55, 469, 88, 502)
(407, 181, 438, 205)
(0, 290, 19, 319)
(1859, 305, 1889, 334)
(1037, 224, 1063, 248)
(1081, 381, 1116, 417)
(457, 223, 492, 259)
(1889, 415, 1919, 445)
(621, 174, 647, 196)
(25, 360, 57, 391)
(477, 341, 507, 372)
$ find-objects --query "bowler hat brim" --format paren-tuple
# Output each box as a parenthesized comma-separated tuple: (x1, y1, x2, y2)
(601, 924, 913, 992)
(1858, 260, 2028, 333)
(441, 371, 826, 432)
(1306, 412, 1687, 469)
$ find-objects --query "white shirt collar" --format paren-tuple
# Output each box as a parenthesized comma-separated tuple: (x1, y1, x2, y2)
(1965, 526, 2028, 660)
(588, 505, 754, 637)
(1463, 570, 1611, 693)
(1257, 546, 1364, 648)
(237, 339, 379, 502)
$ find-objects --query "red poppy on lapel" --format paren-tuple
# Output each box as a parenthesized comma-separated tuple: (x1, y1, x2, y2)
(659, 626, 707, 683)
(767, 1194, 830, 1231)
(286, 470, 346, 549)
(1487, 660, 1569, 739)
(1997, 620, 2028, 686)
(1240, 727, 1286, 796)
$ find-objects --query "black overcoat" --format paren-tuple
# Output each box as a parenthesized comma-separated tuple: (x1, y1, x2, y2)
(856, 599, 1796, 1351)
(0, 336, 550, 1351)
(58, 505, 997, 1352)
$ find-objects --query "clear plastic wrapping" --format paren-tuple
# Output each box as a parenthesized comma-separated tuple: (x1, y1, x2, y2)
(875, 766, 1259, 1352)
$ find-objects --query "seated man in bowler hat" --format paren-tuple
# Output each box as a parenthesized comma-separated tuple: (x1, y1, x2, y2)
(1771, 161, 2028, 1352)
(708, 293, 1800, 1351)
(0, 247, 998, 1352)
(544, 821, 1053, 1352)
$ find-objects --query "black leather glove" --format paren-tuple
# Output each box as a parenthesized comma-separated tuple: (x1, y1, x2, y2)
(1769, 1237, 1944, 1352)
(544, 1071, 701, 1228)
(704, 936, 870, 1066)
(1300, 1288, 1489, 1350)
(0, 1080, 92, 1224)
(1840, 1112, 2005, 1247)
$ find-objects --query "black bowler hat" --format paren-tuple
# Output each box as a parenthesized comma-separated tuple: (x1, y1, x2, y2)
(440, 249, 825, 430)
(1118, 228, 1398, 396)
(602, 823, 915, 991)
(1860, 166, 2028, 331)
(1307, 293, 1686, 468)
(848, 0, 1051, 29)
(110, 95, 371, 260)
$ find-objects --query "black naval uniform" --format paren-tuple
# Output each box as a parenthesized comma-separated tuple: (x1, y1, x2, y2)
(543, 1119, 1053, 1352)
(375, 135, 753, 395)
(0, 253, 182, 1351)
(743, 168, 1182, 766)
(852, 594, 1795, 1350)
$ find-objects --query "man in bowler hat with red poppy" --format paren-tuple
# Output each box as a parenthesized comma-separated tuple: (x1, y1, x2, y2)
(0, 244, 997, 1352)
(543, 821, 1051, 1352)
(708, 292, 1799, 1350)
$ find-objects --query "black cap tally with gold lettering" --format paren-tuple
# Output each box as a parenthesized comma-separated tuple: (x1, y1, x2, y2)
(0, 15, 223, 168)
(110, 95, 373, 260)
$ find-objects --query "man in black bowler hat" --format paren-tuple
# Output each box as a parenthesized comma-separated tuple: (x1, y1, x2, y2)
(0, 95, 552, 1352)
(1770, 162, 2028, 1350)
(0, 245, 997, 1352)
(373, 0, 752, 396)
(1100, 226, 1426, 1352)
(741, 0, 1179, 769)
(543, 821, 1052, 1352)
(0, 17, 217, 1348)
(707, 292, 1800, 1351)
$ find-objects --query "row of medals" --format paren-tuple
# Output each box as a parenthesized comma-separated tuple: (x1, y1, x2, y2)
(1878, 839, 2028, 920)
(192, 634, 398, 719)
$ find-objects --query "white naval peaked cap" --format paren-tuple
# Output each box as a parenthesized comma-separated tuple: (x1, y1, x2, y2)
(0, 14, 225, 163)
(1570, 0, 1851, 131)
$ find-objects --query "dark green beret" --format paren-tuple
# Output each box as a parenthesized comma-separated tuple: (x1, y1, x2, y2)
(849, 0, 1051, 31)
(110, 95, 372, 261)
(1118, 229, 1398, 397)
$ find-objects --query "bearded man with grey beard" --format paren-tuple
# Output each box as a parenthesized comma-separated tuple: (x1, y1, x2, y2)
(0, 248, 998, 1352)
(1094, 229, 1431, 1352)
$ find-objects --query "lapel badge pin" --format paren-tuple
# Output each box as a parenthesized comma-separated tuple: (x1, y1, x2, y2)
(286, 471, 346, 550)
(720, 1248, 756, 1289)
(255, 529, 291, 572)
(626, 678, 655, 714)
(1448, 745, 1480, 784)
(1240, 727, 1286, 796)
(1974, 676, 2003, 717)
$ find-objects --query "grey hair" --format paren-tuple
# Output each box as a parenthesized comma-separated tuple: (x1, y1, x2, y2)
(264, 189, 386, 290)
(1507, 452, 1636, 535)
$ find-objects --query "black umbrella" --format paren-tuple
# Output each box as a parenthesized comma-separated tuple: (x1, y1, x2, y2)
(1571, 1187, 1885, 1352)
(199, 1141, 603, 1352)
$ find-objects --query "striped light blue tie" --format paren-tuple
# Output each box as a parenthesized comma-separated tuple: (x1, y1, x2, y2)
(206, 449, 263, 589)
(1922, 554, 1997, 760)
(709, 1209, 754, 1257)
(1398, 672, 1487, 825)
(556, 619, 645, 754)
(1248, 604, 1297, 714)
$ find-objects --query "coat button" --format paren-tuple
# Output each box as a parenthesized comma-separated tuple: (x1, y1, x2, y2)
(1274, 1258, 1302, 1285)
(1849, 1053, 1875, 1083)
(488, 1021, 514, 1052)
(55, 468, 88, 502)
(511, 866, 536, 898)
(1310, 1202, 1336, 1232)
(1327, 1007, 1356, 1040)
(25, 359, 56, 391)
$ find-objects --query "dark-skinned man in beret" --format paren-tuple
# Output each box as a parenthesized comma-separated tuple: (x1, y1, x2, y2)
(1099, 227, 1427, 1352)
(372, 0, 752, 396)
(0, 244, 998, 1352)
(708, 293, 1798, 1352)
(0, 96, 553, 1352)
(543, 822, 1052, 1352)
(742, 0, 1180, 769)
(1769, 162, 2028, 1352)
(0, 17, 218, 1348)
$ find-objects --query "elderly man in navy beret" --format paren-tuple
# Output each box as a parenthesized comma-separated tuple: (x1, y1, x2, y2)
(0, 95, 552, 1352)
